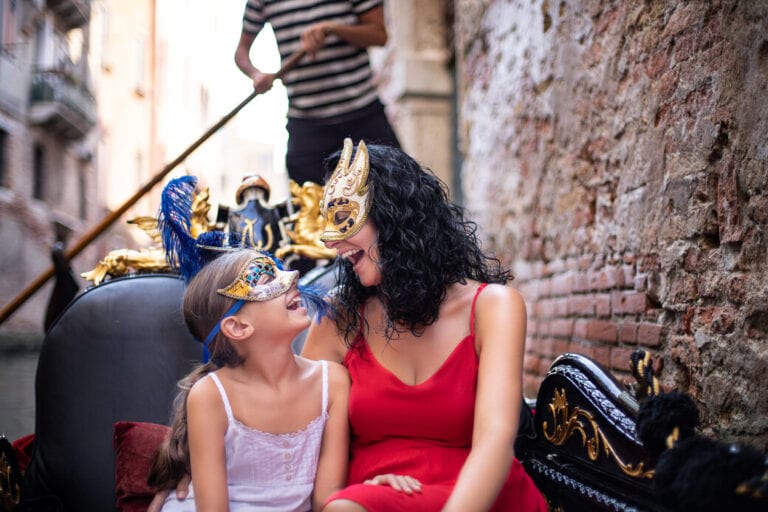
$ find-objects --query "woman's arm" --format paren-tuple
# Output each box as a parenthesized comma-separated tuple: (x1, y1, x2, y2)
(301, 6, 387, 56)
(301, 316, 347, 363)
(312, 362, 350, 510)
(187, 378, 230, 511)
(442, 284, 527, 512)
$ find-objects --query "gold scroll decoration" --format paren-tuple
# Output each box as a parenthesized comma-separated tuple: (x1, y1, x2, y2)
(0, 448, 20, 510)
(275, 180, 338, 261)
(541, 388, 654, 479)
(82, 187, 213, 285)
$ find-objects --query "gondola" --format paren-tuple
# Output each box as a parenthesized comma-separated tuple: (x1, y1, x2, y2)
(0, 175, 685, 511)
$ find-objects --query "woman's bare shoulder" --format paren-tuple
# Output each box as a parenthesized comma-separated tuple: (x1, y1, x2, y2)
(300, 316, 348, 363)
(477, 282, 525, 309)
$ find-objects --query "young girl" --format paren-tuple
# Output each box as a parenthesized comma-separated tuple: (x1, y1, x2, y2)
(148, 249, 349, 511)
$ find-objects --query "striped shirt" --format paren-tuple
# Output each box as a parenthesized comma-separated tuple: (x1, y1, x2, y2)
(243, 0, 383, 120)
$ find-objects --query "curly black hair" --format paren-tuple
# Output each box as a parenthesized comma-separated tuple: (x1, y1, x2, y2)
(325, 142, 512, 347)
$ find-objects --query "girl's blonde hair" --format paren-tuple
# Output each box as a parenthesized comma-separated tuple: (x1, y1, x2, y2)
(148, 249, 259, 489)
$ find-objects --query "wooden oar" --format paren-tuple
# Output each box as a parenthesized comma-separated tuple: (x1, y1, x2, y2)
(0, 49, 306, 326)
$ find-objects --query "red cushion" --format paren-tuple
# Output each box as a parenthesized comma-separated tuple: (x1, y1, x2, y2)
(12, 433, 35, 474)
(113, 421, 170, 512)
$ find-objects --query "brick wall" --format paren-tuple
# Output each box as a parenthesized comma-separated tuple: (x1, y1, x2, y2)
(454, 0, 768, 448)
(515, 254, 663, 394)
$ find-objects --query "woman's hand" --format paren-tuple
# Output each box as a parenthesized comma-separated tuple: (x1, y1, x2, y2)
(364, 474, 422, 495)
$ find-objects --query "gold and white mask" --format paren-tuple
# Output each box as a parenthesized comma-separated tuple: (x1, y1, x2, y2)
(217, 253, 298, 302)
(320, 138, 371, 241)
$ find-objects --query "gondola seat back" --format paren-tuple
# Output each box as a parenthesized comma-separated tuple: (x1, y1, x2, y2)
(517, 353, 668, 512)
(21, 274, 200, 512)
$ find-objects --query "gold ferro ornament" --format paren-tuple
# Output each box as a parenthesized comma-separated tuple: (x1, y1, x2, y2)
(81, 187, 213, 285)
(320, 138, 371, 242)
(276, 180, 338, 260)
(542, 388, 653, 479)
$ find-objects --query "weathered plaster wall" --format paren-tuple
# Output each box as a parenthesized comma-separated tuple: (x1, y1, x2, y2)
(376, 0, 454, 187)
(454, 0, 768, 447)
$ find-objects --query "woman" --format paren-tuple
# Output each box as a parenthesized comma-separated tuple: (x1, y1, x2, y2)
(304, 139, 546, 511)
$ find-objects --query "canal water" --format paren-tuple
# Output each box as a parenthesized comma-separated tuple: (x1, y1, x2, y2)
(0, 350, 38, 443)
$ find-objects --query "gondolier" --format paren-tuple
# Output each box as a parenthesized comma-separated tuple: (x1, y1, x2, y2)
(235, 0, 400, 186)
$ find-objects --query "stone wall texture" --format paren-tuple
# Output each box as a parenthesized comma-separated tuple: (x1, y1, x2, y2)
(454, 0, 768, 448)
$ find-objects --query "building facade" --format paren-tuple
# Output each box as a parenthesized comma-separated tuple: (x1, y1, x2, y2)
(0, 0, 98, 335)
(0, 0, 283, 337)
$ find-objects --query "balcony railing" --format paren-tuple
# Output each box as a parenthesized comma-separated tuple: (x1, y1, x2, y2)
(46, 0, 91, 30)
(29, 70, 96, 140)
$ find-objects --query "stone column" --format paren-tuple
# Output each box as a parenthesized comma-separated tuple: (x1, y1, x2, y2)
(375, 0, 454, 191)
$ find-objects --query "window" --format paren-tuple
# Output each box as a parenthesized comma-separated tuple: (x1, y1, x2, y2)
(33, 143, 44, 200)
(0, 128, 7, 187)
(134, 37, 145, 95)
(35, 15, 55, 69)
(1, 0, 19, 54)
(78, 164, 87, 219)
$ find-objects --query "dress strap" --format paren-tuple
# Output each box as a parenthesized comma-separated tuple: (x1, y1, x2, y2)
(208, 372, 234, 423)
(321, 360, 329, 413)
(470, 283, 489, 337)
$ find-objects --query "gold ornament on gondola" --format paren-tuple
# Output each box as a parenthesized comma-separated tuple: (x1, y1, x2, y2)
(276, 180, 338, 260)
(81, 187, 214, 285)
(542, 388, 654, 479)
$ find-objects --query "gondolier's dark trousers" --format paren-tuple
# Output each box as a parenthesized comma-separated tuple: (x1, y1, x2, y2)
(286, 99, 400, 186)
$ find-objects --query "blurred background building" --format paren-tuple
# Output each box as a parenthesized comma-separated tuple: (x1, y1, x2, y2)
(1, 0, 98, 335)
(0, 0, 452, 441)
(0, 0, 292, 337)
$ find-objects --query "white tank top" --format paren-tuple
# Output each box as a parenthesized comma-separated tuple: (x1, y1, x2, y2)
(161, 360, 329, 512)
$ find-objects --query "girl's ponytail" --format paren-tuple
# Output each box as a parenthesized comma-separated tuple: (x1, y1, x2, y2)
(147, 361, 217, 490)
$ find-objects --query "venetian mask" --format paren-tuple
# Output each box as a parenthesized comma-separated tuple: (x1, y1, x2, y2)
(320, 138, 371, 241)
(217, 253, 298, 302)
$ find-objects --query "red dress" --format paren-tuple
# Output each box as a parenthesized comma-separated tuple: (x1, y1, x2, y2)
(326, 285, 547, 511)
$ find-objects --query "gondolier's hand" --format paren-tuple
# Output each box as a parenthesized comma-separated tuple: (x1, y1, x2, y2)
(147, 474, 191, 512)
(301, 22, 333, 59)
(250, 70, 275, 94)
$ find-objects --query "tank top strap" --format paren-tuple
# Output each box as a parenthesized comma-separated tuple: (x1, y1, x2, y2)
(470, 283, 489, 336)
(321, 360, 329, 413)
(208, 372, 234, 423)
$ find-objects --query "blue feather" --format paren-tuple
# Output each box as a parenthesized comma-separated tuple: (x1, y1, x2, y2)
(195, 231, 242, 270)
(298, 283, 334, 321)
(196, 230, 229, 249)
(159, 176, 201, 280)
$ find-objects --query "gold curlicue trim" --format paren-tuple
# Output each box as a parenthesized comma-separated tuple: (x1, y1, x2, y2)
(542, 388, 654, 479)
(0, 451, 21, 509)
